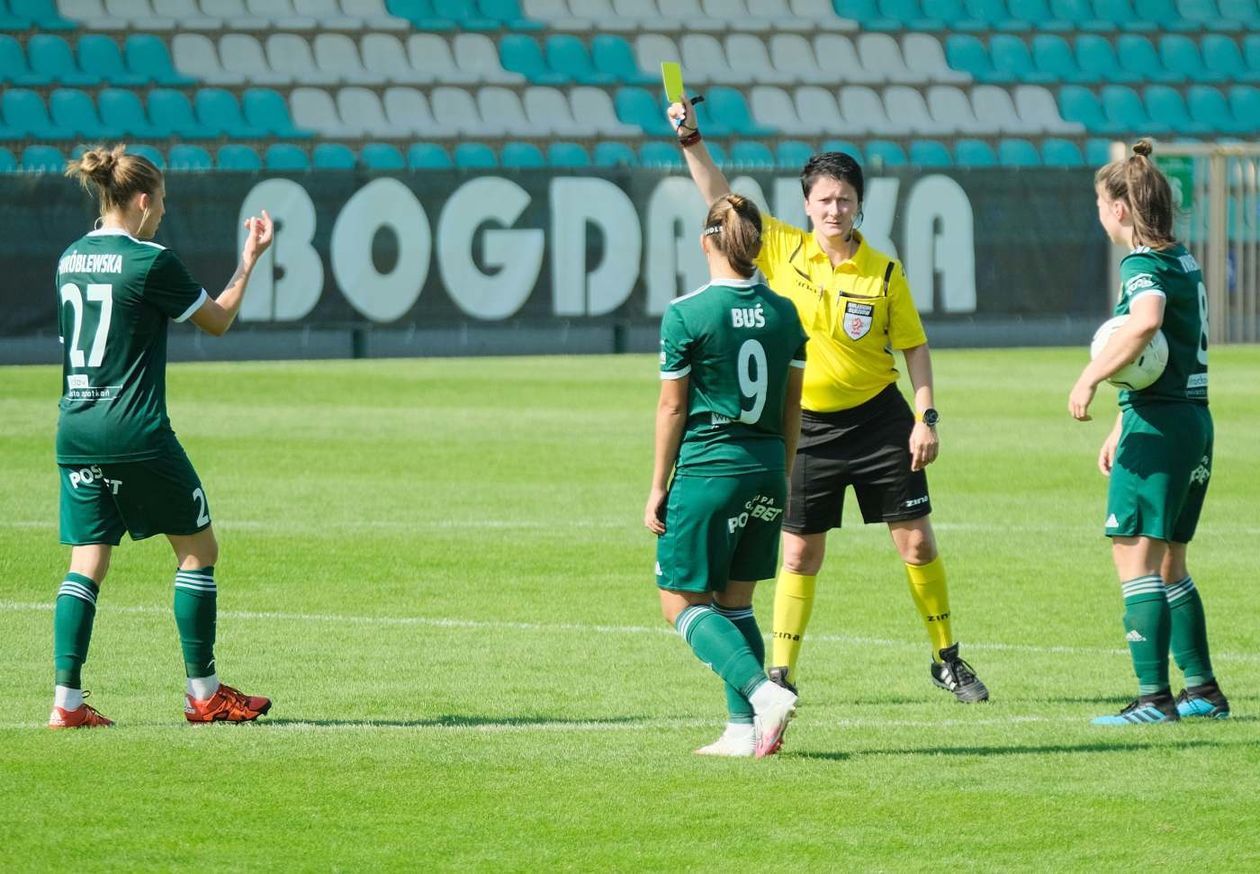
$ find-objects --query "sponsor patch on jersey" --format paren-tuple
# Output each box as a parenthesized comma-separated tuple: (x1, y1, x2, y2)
(1187, 373, 1207, 390)
(843, 301, 873, 340)
(67, 374, 89, 389)
(1124, 273, 1158, 296)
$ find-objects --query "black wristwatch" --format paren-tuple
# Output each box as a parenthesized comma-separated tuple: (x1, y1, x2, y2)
(917, 408, 939, 428)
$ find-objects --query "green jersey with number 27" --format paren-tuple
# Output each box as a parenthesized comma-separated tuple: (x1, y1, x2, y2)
(659, 277, 808, 475)
(55, 228, 209, 464)
(1114, 243, 1209, 409)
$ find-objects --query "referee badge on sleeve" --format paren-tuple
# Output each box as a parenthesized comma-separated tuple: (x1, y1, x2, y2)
(843, 301, 874, 340)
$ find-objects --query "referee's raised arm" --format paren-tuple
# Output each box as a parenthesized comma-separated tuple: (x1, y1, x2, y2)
(666, 95, 731, 206)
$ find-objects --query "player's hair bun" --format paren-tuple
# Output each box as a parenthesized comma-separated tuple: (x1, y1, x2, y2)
(1132, 139, 1154, 159)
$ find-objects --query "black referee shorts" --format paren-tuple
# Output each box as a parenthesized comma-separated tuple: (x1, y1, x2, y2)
(784, 384, 931, 534)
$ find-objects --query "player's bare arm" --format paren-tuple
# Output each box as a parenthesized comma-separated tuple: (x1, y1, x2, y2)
(645, 376, 688, 535)
(902, 343, 939, 471)
(190, 210, 274, 337)
(667, 96, 731, 206)
(1069, 293, 1165, 420)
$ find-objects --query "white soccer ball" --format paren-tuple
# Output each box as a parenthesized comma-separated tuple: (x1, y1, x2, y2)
(1090, 315, 1169, 391)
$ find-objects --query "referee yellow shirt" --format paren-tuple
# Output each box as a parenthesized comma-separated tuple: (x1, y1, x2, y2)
(755, 214, 928, 413)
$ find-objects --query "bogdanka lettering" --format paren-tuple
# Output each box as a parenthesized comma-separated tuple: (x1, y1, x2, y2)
(58, 253, 124, 275)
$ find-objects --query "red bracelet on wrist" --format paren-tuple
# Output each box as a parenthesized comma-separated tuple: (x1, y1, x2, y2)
(678, 130, 703, 148)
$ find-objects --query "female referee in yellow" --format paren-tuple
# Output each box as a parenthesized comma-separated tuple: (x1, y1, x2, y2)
(665, 96, 989, 703)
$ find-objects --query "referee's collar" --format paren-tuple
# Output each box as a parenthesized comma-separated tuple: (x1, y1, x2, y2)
(807, 229, 868, 270)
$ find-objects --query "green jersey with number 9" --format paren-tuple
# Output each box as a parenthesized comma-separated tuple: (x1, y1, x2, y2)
(1114, 243, 1209, 409)
(55, 228, 209, 464)
(659, 277, 808, 475)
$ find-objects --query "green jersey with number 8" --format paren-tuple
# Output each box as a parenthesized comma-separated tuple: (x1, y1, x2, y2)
(55, 228, 208, 464)
(1114, 243, 1209, 409)
(659, 277, 807, 475)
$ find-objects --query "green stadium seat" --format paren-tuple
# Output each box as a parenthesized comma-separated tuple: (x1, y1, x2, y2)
(477, 0, 544, 30)
(454, 142, 497, 168)
(196, 89, 268, 139)
(833, 0, 900, 28)
(361, 143, 406, 170)
(0, 0, 30, 30)
(78, 35, 146, 87)
(998, 138, 1041, 166)
(729, 141, 775, 169)
(1085, 138, 1113, 164)
(1092, 0, 1155, 28)
(28, 34, 99, 86)
(1246, 35, 1260, 78)
(1116, 35, 1177, 83)
(955, 139, 997, 166)
(614, 87, 673, 137)
(640, 142, 684, 168)
(0, 33, 49, 86)
(99, 88, 164, 138)
(433, 0, 497, 28)
(125, 35, 196, 86)
(0, 146, 16, 171)
(821, 140, 863, 163)
(1162, 35, 1227, 84)
(1203, 34, 1259, 82)
(707, 87, 776, 136)
(1187, 86, 1247, 134)
(593, 141, 637, 167)
(243, 89, 313, 140)
(21, 144, 64, 172)
(945, 35, 996, 81)
(265, 143, 310, 171)
(1007, 0, 1071, 29)
(385, 0, 456, 29)
(1032, 35, 1088, 82)
(167, 144, 213, 172)
(878, 0, 945, 29)
(1059, 84, 1120, 134)
(1145, 85, 1212, 135)
(500, 35, 565, 85)
(990, 34, 1053, 83)
(217, 144, 262, 171)
(1072, 34, 1131, 83)
(776, 140, 814, 169)
(313, 143, 357, 169)
(964, 0, 1024, 27)
(1102, 84, 1162, 133)
(3, 88, 71, 139)
(706, 143, 729, 167)
(501, 141, 545, 167)
(1133, 0, 1197, 27)
(1218, 0, 1260, 22)
(546, 34, 616, 85)
(909, 139, 952, 167)
(408, 143, 452, 169)
(148, 89, 215, 139)
(9, 0, 74, 29)
(50, 88, 122, 139)
(1175, 0, 1241, 29)
(591, 35, 655, 85)
(1049, 0, 1112, 28)
(1228, 85, 1260, 133)
(1041, 138, 1085, 166)
(865, 140, 907, 167)
(546, 141, 590, 167)
(921, 0, 985, 29)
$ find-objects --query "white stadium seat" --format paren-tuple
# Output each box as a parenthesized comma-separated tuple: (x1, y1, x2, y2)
(749, 86, 802, 131)
(104, 0, 175, 29)
(792, 85, 847, 136)
(289, 87, 359, 138)
(635, 34, 680, 77)
(884, 85, 948, 135)
(246, 0, 316, 28)
(266, 33, 337, 86)
(660, 0, 724, 30)
(972, 84, 1038, 135)
(150, 0, 220, 28)
(338, 0, 407, 29)
(902, 34, 970, 84)
(453, 33, 524, 85)
(858, 34, 924, 85)
(408, 34, 477, 85)
(313, 33, 380, 85)
(524, 86, 596, 137)
(1014, 85, 1086, 135)
(201, 0, 267, 29)
(746, 0, 809, 30)
(681, 34, 740, 85)
(612, 0, 672, 30)
(336, 87, 396, 138)
(361, 34, 425, 85)
(789, 0, 858, 29)
(768, 34, 831, 85)
(383, 87, 453, 138)
(58, 0, 116, 30)
(219, 34, 288, 87)
(840, 85, 908, 136)
(520, 0, 593, 29)
(926, 85, 989, 135)
(814, 34, 879, 85)
(705, 0, 772, 30)
(570, 86, 640, 136)
(477, 87, 533, 137)
(292, 0, 363, 28)
(172, 33, 242, 86)
(726, 33, 793, 84)
(430, 87, 489, 137)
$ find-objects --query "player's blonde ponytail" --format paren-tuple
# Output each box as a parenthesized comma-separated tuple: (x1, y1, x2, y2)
(704, 194, 763, 279)
(1094, 139, 1176, 250)
(65, 144, 162, 217)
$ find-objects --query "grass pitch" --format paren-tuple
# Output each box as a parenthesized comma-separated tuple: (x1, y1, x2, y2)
(1, 347, 1258, 871)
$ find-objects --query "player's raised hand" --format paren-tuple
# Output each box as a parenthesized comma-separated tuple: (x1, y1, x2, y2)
(667, 94, 697, 141)
(241, 209, 274, 265)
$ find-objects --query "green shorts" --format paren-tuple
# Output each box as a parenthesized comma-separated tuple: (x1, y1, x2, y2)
(58, 447, 211, 545)
(1105, 403, 1213, 543)
(656, 470, 788, 593)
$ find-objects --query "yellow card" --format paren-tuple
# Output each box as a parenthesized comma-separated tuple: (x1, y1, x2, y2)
(661, 61, 684, 103)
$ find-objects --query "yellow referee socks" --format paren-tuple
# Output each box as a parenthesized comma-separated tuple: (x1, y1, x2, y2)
(905, 556, 954, 657)
(771, 569, 816, 683)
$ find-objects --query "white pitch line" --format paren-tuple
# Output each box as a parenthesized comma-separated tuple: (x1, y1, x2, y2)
(2, 601, 1258, 664)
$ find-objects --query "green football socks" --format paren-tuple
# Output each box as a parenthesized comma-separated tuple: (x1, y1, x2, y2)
(712, 603, 764, 725)
(173, 567, 217, 678)
(675, 605, 767, 702)
(1166, 576, 1215, 687)
(53, 572, 99, 688)
(1121, 575, 1172, 695)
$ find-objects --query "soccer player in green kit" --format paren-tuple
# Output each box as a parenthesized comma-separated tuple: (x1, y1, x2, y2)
(645, 193, 807, 758)
(49, 145, 274, 728)
(1069, 140, 1230, 724)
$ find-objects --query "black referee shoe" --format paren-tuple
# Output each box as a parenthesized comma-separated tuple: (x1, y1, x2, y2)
(931, 644, 990, 703)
